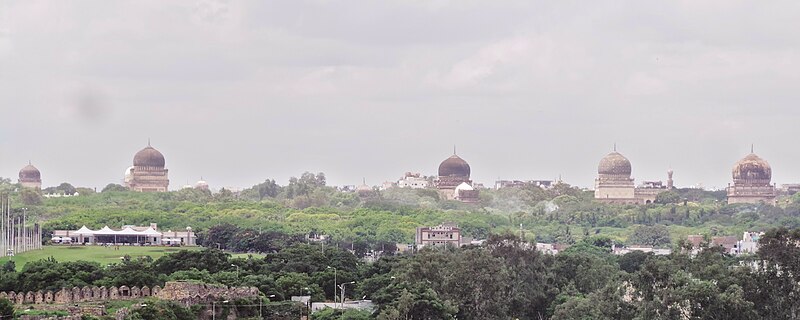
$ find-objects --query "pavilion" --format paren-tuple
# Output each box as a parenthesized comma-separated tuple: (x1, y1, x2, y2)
(52, 224, 196, 246)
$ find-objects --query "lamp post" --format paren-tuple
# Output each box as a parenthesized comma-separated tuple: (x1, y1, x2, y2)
(231, 264, 239, 278)
(212, 300, 229, 320)
(338, 281, 355, 309)
(327, 266, 336, 305)
(303, 287, 312, 317)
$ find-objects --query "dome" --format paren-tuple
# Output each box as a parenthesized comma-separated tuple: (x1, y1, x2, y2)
(732, 153, 771, 182)
(455, 182, 474, 192)
(19, 163, 41, 181)
(195, 179, 209, 190)
(598, 151, 632, 176)
(438, 154, 471, 178)
(124, 166, 134, 183)
(133, 145, 165, 167)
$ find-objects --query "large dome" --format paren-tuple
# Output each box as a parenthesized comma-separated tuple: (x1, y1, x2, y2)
(133, 145, 165, 168)
(598, 151, 632, 176)
(438, 154, 471, 178)
(732, 153, 771, 182)
(19, 163, 41, 181)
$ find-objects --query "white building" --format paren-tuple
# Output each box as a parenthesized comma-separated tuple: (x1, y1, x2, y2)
(397, 172, 430, 189)
(52, 223, 196, 246)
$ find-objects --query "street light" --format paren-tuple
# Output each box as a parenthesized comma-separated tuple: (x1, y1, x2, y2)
(211, 300, 229, 320)
(302, 287, 311, 317)
(327, 266, 336, 304)
(338, 281, 356, 309)
(231, 264, 239, 277)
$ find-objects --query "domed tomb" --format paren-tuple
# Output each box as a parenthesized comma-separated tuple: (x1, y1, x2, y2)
(126, 142, 169, 192)
(434, 150, 476, 202)
(594, 149, 636, 203)
(727, 151, 775, 205)
(18, 162, 42, 189)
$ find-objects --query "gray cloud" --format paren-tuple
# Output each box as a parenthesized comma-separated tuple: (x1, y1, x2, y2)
(2, 0, 800, 190)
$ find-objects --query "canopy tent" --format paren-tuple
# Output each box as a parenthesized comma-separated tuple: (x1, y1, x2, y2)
(141, 227, 162, 236)
(53, 224, 193, 246)
(74, 226, 95, 235)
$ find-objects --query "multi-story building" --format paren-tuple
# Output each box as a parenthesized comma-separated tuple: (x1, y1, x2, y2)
(397, 172, 430, 189)
(415, 223, 461, 249)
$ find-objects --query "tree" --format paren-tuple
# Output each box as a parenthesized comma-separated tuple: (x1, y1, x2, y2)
(125, 300, 197, 320)
(198, 224, 239, 249)
(627, 225, 671, 247)
(255, 179, 280, 200)
(655, 190, 680, 204)
(102, 183, 128, 192)
(55, 182, 77, 195)
(618, 250, 651, 273)
(20, 187, 43, 205)
(0, 298, 13, 319)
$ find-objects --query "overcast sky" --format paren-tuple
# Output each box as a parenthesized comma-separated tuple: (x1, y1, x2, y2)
(2, 1, 800, 191)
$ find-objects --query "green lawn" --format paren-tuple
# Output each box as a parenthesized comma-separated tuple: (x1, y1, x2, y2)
(0, 245, 201, 270)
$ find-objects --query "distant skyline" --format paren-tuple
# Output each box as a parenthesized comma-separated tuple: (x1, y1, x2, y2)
(2, 1, 800, 190)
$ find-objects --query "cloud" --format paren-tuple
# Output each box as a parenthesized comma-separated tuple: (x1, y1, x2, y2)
(2, 1, 800, 189)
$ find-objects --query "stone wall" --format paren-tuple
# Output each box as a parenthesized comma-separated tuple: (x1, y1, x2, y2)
(0, 285, 159, 305)
(0, 281, 259, 306)
(156, 281, 260, 306)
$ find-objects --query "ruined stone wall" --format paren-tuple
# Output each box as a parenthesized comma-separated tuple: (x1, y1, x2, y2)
(156, 281, 260, 306)
(0, 281, 258, 306)
(0, 285, 160, 305)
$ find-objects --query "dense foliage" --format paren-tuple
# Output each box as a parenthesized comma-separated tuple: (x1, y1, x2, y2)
(1, 171, 798, 251)
(0, 228, 797, 319)
(1, 174, 799, 318)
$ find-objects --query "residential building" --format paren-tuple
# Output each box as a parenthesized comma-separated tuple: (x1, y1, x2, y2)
(415, 223, 461, 249)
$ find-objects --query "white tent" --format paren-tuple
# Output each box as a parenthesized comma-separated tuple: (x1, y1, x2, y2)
(116, 227, 141, 236)
(141, 227, 162, 236)
(74, 226, 95, 235)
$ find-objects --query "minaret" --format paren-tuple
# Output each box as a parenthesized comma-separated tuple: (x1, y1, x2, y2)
(667, 169, 674, 189)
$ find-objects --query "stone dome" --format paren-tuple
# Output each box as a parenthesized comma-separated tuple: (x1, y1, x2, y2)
(19, 163, 41, 181)
(598, 151, 632, 176)
(133, 145, 165, 168)
(438, 154, 471, 178)
(732, 153, 771, 182)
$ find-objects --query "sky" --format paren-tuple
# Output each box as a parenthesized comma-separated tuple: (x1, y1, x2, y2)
(2, 1, 800, 191)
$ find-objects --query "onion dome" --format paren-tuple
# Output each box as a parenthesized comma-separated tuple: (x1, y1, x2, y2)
(438, 154, 471, 178)
(133, 144, 165, 168)
(19, 163, 41, 181)
(598, 151, 632, 176)
(732, 152, 771, 183)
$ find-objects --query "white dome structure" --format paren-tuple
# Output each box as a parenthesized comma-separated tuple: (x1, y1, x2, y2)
(124, 166, 134, 184)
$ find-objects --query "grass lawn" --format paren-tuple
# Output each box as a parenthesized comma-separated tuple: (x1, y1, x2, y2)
(0, 245, 201, 270)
